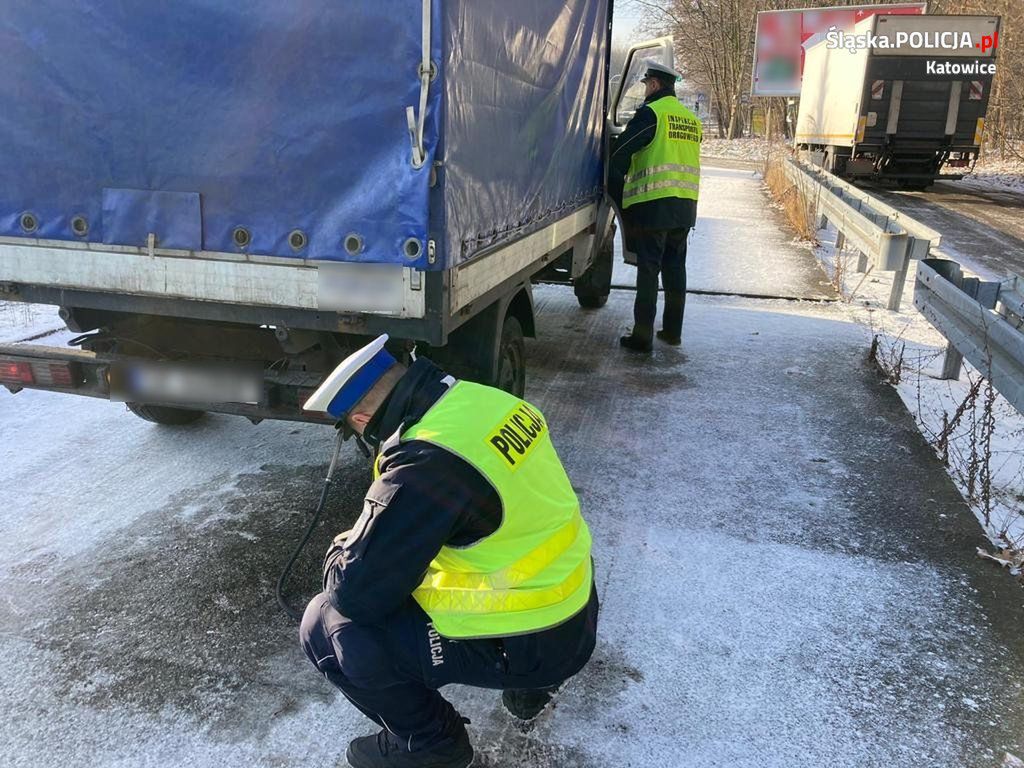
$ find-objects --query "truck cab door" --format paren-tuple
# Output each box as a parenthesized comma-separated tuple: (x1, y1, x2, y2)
(598, 37, 676, 263)
(608, 37, 676, 135)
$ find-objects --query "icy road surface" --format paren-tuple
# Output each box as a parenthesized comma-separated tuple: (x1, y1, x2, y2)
(872, 181, 1024, 281)
(2, 167, 1024, 767)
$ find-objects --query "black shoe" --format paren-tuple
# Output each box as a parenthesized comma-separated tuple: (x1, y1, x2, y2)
(656, 330, 682, 346)
(619, 334, 653, 353)
(502, 687, 557, 722)
(346, 720, 473, 768)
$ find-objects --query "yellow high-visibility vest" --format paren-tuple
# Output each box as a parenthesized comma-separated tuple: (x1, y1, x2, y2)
(377, 381, 592, 639)
(623, 96, 702, 209)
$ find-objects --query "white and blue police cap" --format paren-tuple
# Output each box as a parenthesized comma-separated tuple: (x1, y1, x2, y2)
(642, 59, 682, 83)
(303, 334, 398, 419)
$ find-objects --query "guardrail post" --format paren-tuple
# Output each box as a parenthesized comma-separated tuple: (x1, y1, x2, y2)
(932, 260, 966, 380)
(887, 242, 913, 312)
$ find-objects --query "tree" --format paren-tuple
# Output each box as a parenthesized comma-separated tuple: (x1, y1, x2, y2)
(629, 0, 760, 138)
(930, 0, 1023, 159)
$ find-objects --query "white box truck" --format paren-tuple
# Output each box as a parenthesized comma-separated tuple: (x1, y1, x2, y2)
(796, 14, 1000, 190)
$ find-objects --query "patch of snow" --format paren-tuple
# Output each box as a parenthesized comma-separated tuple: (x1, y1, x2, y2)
(701, 137, 780, 165)
(962, 151, 1024, 195)
(0, 301, 62, 343)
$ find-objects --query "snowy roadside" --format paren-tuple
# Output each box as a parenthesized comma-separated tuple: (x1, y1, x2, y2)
(701, 136, 773, 166)
(962, 153, 1024, 195)
(702, 137, 1024, 197)
(0, 300, 62, 344)
(765, 178, 1024, 562)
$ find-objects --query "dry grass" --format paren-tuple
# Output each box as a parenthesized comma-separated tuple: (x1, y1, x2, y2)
(763, 156, 818, 243)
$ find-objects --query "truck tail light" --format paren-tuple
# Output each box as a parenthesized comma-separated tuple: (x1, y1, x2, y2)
(0, 359, 81, 388)
(33, 361, 79, 388)
(0, 361, 34, 385)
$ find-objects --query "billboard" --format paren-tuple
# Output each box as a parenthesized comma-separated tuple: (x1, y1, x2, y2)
(751, 3, 927, 97)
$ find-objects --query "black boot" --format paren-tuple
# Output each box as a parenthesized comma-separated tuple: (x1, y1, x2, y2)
(502, 686, 558, 721)
(619, 327, 653, 353)
(346, 718, 473, 768)
(660, 292, 685, 346)
(656, 330, 682, 346)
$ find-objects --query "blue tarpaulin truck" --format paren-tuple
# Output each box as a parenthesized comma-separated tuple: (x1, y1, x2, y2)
(0, 1, 671, 424)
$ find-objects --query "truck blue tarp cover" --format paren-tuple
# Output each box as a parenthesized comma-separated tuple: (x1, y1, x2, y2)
(0, 0, 606, 271)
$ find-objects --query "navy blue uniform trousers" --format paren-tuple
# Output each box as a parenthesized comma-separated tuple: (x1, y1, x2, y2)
(300, 588, 599, 751)
(631, 226, 690, 341)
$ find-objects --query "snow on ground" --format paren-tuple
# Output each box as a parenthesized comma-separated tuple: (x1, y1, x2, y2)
(797, 193, 1024, 556)
(963, 150, 1024, 195)
(701, 137, 774, 166)
(4, 166, 1024, 766)
(0, 300, 62, 343)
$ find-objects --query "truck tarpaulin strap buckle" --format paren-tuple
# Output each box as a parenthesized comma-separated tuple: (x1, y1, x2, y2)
(406, 0, 433, 169)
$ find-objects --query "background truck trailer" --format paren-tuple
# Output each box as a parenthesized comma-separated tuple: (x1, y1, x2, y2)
(795, 14, 1000, 190)
(0, 1, 672, 424)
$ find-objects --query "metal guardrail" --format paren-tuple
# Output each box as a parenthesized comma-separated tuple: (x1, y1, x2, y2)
(798, 161, 943, 258)
(782, 157, 941, 311)
(914, 258, 1024, 414)
(779, 157, 1024, 414)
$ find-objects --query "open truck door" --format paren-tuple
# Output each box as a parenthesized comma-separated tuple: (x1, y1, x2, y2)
(600, 37, 675, 268)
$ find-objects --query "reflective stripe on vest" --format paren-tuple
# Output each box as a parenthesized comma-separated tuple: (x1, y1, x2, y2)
(380, 381, 593, 639)
(624, 96, 702, 209)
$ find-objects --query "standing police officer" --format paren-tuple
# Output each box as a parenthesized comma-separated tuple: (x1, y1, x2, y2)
(610, 59, 702, 353)
(299, 335, 598, 768)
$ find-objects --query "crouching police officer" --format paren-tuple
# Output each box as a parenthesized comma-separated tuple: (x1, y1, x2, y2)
(299, 335, 598, 768)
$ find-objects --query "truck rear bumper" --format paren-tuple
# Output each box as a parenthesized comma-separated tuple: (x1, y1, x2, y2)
(0, 342, 334, 425)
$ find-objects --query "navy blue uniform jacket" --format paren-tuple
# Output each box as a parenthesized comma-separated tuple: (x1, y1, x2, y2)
(322, 359, 599, 646)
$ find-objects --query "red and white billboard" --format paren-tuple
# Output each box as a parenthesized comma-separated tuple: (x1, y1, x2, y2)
(752, 3, 927, 97)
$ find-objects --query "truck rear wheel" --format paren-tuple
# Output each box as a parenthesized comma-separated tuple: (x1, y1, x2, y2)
(126, 403, 205, 425)
(496, 316, 526, 398)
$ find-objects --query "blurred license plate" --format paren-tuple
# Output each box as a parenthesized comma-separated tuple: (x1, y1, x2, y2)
(109, 361, 263, 405)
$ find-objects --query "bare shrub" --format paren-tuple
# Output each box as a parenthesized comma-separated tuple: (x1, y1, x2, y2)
(870, 333, 905, 385)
